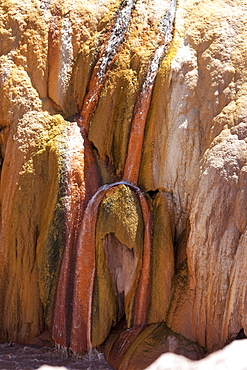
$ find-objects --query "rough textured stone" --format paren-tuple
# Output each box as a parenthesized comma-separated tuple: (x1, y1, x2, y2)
(0, 110, 68, 342)
(103, 323, 204, 369)
(93, 185, 144, 345)
(163, 0, 247, 351)
(145, 339, 247, 370)
(0, 0, 247, 365)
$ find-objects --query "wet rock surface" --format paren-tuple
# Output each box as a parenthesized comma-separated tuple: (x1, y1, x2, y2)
(0, 343, 113, 370)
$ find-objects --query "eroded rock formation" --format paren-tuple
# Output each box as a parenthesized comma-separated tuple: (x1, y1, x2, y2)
(0, 0, 247, 368)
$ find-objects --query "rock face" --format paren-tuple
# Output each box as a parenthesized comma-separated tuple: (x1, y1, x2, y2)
(145, 339, 247, 370)
(0, 0, 247, 368)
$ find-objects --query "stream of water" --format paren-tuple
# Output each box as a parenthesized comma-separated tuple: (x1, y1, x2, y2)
(78, 0, 135, 134)
(0, 343, 113, 370)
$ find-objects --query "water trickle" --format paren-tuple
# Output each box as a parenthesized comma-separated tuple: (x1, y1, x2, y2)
(52, 123, 86, 349)
(160, 0, 177, 44)
(40, 0, 55, 22)
(55, 343, 70, 358)
(78, 0, 135, 134)
(123, 0, 176, 185)
(59, 13, 73, 95)
(97, 0, 135, 84)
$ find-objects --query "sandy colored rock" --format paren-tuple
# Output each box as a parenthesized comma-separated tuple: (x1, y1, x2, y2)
(162, 0, 247, 351)
(148, 191, 174, 324)
(0, 0, 247, 361)
(0, 109, 68, 342)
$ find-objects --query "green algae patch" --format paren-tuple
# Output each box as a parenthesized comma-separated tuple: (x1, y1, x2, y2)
(103, 322, 204, 370)
(92, 185, 144, 346)
(121, 323, 204, 369)
(35, 115, 67, 325)
(89, 67, 138, 179)
(148, 191, 174, 324)
(0, 113, 68, 341)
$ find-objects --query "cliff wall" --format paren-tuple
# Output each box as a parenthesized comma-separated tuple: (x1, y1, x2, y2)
(0, 0, 247, 362)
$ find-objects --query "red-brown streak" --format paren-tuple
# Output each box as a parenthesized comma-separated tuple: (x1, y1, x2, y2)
(134, 191, 152, 325)
(70, 184, 113, 354)
(107, 325, 144, 368)
(68, 181, 152, 354)
(52, 128, 102, 349)
(78, 21, 127, 134)
(122, 86, 153, 185)
(52, 0, 174, 356)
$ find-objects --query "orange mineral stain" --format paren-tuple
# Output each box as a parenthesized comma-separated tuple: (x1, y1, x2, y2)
(52, 0, 176, 358)
(69, 182, 151, 354)
(52, 124, 86, 348)
(77, 0, 135, 134)
(133, 191, 152, 325)
(52, 125, 102, 349)
(69, 185, 111, 354)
